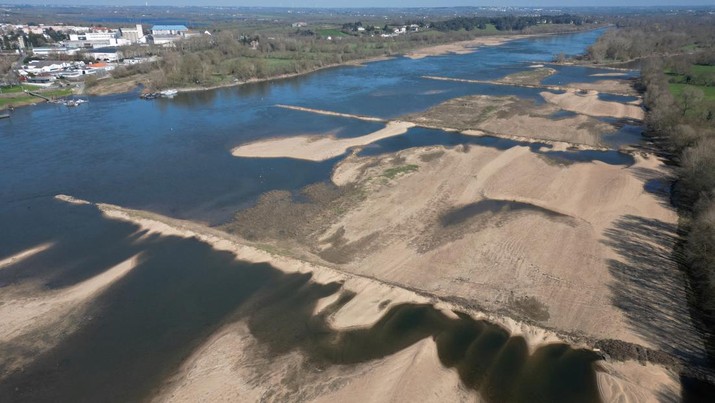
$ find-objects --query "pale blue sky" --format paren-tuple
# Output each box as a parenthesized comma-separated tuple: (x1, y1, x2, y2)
(2, 1, 714, 7)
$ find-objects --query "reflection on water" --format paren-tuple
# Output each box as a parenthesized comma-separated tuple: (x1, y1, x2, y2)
(0, 199, 601, 402)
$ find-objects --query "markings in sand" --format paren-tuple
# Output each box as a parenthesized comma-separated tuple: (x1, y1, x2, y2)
(541, 90, 644, 121)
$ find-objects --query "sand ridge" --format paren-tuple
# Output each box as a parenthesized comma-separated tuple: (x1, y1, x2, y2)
(43, 196, 678, 403)
(541, 90, 645, 120)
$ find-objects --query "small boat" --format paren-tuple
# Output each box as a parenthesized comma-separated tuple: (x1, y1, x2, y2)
(63, 99, 88, 107)
(160, 89, 178, 98)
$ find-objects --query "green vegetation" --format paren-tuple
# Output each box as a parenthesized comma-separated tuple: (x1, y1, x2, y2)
(82, 14, 599, 93)
(382, 164, 419, 179)
(584, 14, 715, 64)
(669, 83, 715, 102)
(0, 88, 73, 107)
(0, 84, 34, 94)
(593, 14, 715, 358)
(431, 14, 592, 32)
(315, 29, 348, 38)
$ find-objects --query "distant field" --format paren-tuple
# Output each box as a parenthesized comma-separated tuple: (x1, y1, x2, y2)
(669, 83, 715, 101)
(482, 23, 498, 33)
(666, 64, 715, 85)
(666, 64, 715, 104)
(0, 85, 35, 94)
(316, 29, 349, 38)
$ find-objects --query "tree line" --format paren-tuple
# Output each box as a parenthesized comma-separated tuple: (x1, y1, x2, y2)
(594, 14, 715, 358)
(431, 14, 592, 32)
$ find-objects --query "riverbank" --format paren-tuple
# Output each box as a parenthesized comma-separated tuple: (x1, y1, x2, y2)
(0, 87, 75, 109)
(85, 29, 597, 99)
(224, 74, 707, 390)
(38, 195, 680, 402)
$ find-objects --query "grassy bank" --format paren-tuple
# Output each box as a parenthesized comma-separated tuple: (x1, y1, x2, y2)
(0, 87, 74, 108)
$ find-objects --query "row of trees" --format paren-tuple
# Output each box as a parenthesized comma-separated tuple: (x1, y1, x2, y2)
(586, 14, 715, 64)
(606, 15, 715, 357)
(113, 26, 535, 90)
(431, 14, 592, 32)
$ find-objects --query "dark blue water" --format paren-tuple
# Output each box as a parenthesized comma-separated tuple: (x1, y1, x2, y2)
(1, 28, 626, 227)
(359, 127, 635, 166)
(541, 64, 639, 87)
(597, 92, 640, 103)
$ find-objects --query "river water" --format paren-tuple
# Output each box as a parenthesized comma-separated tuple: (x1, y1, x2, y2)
(0, 28, 627, 401)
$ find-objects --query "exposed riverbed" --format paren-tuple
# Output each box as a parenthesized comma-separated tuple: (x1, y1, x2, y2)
(0, 28, 704, 402)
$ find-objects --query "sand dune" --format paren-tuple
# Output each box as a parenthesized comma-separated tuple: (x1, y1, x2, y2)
(38, 196, 677, 403)
(541, 90, 645, 120)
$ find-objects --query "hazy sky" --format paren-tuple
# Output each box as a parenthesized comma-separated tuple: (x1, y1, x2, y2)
(2, 1, 714, 7)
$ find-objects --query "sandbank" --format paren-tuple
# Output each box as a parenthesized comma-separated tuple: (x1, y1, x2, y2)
(405, 35, 529, 59)
(231, 121, 414, 161)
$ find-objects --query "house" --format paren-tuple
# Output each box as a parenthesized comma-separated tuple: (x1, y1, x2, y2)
(120, 24, 145, 43)
(151, 25, 188, 36)
(66, 31, 121, 48)
(87, 61, 114, 72)
(88, 47, 123, 62)
(22, 74, 56, 87)
(147, 35, 180, 46)
(31, 47, 80, 57)
(23, 60, 73, 74)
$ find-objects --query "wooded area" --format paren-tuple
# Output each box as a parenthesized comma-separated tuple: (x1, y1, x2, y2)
(588, 14, 715, 357)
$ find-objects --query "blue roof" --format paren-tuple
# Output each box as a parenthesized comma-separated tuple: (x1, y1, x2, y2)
(151, 25, 188, 31)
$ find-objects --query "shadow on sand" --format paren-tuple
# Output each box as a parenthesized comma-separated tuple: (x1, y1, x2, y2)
(0, 198, 600, 402)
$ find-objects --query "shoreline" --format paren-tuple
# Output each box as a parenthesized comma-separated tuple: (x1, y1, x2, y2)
(68, 28, 605, 102)
(47, 193, 689, 401)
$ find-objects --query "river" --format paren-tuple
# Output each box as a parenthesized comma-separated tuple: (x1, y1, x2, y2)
(0, 28, 630, 402)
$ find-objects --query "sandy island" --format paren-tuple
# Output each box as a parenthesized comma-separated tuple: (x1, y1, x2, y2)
(405, 35, 531, 59)
(232, 121, 414, 162)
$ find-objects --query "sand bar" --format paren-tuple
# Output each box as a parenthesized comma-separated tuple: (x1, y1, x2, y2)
(275, 104, 387, 122)
(231, 121, 414, 161)
(541, 90, 645, 120)
(405, 35, 529, 59)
